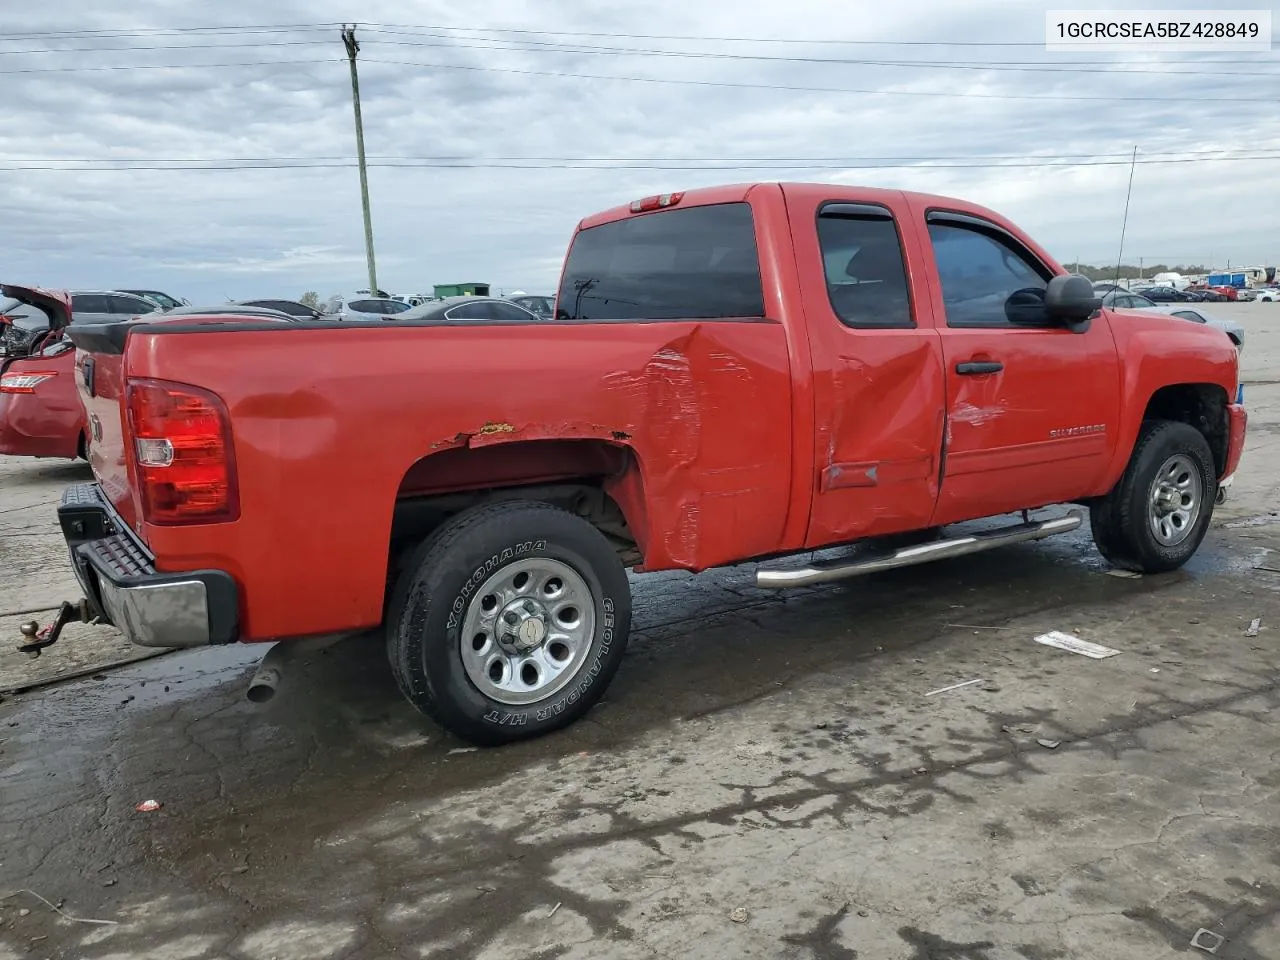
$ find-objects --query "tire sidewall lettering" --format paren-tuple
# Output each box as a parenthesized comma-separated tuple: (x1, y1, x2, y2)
(486, 590, 615, 727)
(446, 539, 547, 630)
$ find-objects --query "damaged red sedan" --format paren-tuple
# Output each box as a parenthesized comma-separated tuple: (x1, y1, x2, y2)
(0, 286, 85, 459)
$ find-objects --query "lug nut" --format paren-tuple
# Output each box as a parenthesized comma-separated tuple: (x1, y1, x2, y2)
(503, 611, 520, 626)
(523, 600, 537, 614)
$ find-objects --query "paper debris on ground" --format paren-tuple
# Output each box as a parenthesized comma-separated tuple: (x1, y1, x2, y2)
(925, 678, 984, 697)
(1190, 928, 1224, 954)
(1246, 618, 1262, 638)
(1033, 631, 1121, 659)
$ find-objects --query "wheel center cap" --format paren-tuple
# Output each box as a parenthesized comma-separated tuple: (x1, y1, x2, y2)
(1155, 486, 1180, 512)
(516, 617, 546, 650)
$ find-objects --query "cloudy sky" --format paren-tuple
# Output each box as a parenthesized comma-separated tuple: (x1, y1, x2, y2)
(2, 0, 1277, 302)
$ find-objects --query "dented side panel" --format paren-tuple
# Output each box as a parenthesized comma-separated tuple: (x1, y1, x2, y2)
(780, 186, 948, 546)
(127, 320, 792, 639)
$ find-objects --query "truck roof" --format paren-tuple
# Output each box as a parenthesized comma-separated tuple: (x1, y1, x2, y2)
(576, 182, 1019, 233)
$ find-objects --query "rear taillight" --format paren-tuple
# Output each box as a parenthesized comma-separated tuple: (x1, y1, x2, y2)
(126, 378, 238, 525)
(0, 371, 56, 394)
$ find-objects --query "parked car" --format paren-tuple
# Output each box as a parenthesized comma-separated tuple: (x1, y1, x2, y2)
(1143, 305, 1244, 351)
(51, 183, 1245, 745)
(118, 289, 187, 310)
(1254, 288, 1280, 303)
(1187, 287, 1231, 302)
(509, 294, 556, 318)
(158, 304, 298, 322)
(0, 288, 155, 359)
(1235, 288, 1258, 302)
(398, 296, 541, 323)
(319, 295, 413, 321)
(0, 288, 84, 459)
(1141, 286, 1199, 303)
(1100, 290, 1158, 310)
(234, 299, 325, 320)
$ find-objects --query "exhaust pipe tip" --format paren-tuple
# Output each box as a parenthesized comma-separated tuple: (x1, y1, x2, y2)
(244, 635, 346, 704)
(245, 665, 282, 703)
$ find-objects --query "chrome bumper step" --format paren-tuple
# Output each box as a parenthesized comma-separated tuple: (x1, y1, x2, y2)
(755, 511, 1084, 589)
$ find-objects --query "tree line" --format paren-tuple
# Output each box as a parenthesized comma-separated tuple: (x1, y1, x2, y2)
(1064, 263, 1209, 281)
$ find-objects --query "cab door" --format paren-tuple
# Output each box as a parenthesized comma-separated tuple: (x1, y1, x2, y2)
(910, 208, 1121, 526)
(788, 191, 946, 547)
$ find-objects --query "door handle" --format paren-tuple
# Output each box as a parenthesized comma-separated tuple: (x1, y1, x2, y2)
(955, 361, 1003, 375)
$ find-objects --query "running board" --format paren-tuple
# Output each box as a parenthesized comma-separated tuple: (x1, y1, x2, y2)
(755, 511, 1085, 589)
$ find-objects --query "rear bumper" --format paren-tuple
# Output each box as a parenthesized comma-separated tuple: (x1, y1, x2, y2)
(59, 483, 239, 648)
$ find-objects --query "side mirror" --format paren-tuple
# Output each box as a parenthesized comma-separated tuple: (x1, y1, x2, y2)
(1045, 274, 1101, 328)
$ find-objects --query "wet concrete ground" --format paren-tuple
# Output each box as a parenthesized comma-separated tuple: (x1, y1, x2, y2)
(2, 309, 1279, 959)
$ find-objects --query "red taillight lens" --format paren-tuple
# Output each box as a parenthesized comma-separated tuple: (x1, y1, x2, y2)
(0, 371, 56, 394)
(126, 378, 238, 525)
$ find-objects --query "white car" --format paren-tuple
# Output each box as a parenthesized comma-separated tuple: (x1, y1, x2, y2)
(319, 294, 413, 322)
(1142, 305, 1244, 352)
(1254, 288, 1280, 302)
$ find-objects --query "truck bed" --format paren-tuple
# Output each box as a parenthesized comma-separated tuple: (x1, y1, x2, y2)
(71, 317, 795, 640)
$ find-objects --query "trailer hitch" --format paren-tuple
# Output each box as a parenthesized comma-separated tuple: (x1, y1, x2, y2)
(17, 599, 93, 658)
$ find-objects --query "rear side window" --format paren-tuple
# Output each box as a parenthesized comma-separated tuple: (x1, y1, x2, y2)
(110, 295, 152, 314)
(817, 204, 914, 329)
(557, 202, 764, 320)
(71, 294, 110, 315)
(348, 300, 383, 313)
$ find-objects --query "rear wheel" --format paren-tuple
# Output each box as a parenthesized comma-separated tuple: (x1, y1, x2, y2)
(387, 500, 632, 745)
(1090, 420, 1217, 573)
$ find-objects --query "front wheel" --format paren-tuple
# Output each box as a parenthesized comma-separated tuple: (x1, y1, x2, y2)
(387, 500, 632, 746)
(1090, 420, 1217, 573)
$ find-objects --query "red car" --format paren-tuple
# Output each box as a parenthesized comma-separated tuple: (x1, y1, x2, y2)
(0, 287, 85, 459)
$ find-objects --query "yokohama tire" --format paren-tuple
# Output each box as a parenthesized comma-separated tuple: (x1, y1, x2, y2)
(386, 500, 632, 746)
(1089, 419, 1217, 573)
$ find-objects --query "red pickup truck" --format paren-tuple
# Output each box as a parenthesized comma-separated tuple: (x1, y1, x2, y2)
(40, 183, 1245, 745)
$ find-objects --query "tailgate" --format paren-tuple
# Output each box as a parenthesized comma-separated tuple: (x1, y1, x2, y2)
(71, 334, 140, 532)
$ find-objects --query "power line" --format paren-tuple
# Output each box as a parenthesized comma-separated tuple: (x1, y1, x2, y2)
(8, 148, 1276, 163)
(0, 58, 339, 75)
(2, 32, 1274, 77)
(6, 54, 1266, 96)
(0, 23, 342, 41)
(362, 57, 1277, 103)
(357, 33, 1278, 77)
(359, 21, 1280, 49)
(0, 39, 336, 55)
(5, 19, 1277, 49)
(6, 154, 1280, 172)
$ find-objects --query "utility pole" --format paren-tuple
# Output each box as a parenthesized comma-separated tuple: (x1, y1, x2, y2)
(342, 24, 378, 296)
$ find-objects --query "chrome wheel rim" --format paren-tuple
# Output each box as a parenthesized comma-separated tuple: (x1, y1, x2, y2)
(1148, 454, 1202, 546)
(459, 558, 595, 705)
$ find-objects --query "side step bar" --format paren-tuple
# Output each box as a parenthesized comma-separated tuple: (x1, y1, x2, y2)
(756, 511, 1084, 589)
